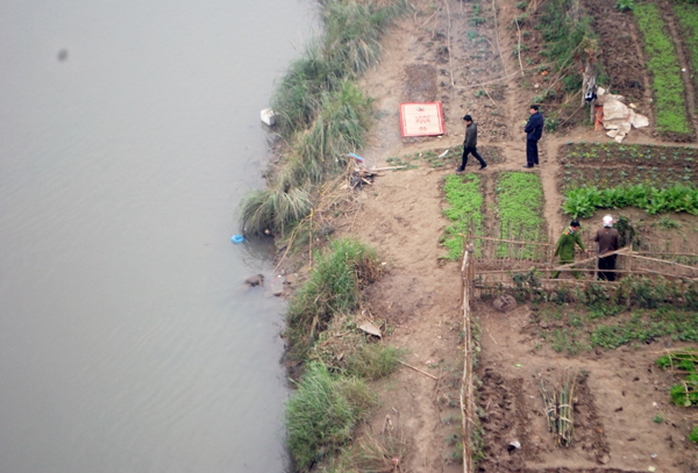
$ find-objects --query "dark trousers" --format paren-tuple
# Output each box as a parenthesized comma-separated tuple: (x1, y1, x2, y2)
(461, 146, 486, 168)
(598, 255, 617, 281)
(526, 139, 539, 166)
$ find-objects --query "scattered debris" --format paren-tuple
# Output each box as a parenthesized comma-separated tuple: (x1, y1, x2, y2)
(358, 320, 382, 338)
(597, 87, 649, 143)
(260, 108, 277, 126)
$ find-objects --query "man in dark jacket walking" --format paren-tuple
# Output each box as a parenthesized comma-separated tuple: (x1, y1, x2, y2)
(456, 114, 487, 172)
(524, 105, 544, 168)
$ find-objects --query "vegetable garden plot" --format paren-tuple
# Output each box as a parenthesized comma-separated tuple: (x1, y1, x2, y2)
(558, 143, 698, 169)
(494, 172, 547, 258)
(441, 173, 485, 260)
(557, 166, 697, 193)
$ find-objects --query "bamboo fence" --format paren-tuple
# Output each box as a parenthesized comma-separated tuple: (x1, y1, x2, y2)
(460, 245, 475, 473)
(458, 236, 698, 470)
(466, 235, 698, 298)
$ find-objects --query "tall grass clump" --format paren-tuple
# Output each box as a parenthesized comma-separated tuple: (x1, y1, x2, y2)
(285, 238, 382, 364)
(291, 80, 373, 178)
(634, 2, 692, 136)
(674, 2, 698, 112)
(239, 187, 313, 236)
(441, 173, 484, 260)
(286, 362, 377, 471)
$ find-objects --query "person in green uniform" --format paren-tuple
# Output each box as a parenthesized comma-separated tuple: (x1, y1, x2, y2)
(552, 220, 588, 278)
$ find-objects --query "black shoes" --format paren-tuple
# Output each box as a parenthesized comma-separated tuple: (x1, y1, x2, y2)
(457, 164, 487, 172)
(523, 164, 534, 168)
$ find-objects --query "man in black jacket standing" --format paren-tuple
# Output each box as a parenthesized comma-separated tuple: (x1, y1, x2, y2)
(523, 105, 544, 168)
(456, 114, 487, 172)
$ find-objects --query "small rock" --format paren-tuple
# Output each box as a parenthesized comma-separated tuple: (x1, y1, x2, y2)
(269, 275, 285, 296)
(493, 294, 517, 312)
(244, 274, 264, 287)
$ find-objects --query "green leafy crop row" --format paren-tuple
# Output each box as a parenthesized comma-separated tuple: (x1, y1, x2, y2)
(675, 3, 698, 113)
(562, 183, 698, 218)
(495, 172, 545, 255)
(441, 173, 484, 260)
(634, 2, 692, 136)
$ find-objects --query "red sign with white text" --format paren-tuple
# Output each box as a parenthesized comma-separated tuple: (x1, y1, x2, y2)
(399, 102, 445, 137)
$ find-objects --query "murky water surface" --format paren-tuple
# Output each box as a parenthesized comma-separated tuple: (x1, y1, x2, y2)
(0, 1, 315, 471)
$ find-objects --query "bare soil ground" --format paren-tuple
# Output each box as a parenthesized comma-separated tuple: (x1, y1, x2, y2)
(319, 0, 698, 472)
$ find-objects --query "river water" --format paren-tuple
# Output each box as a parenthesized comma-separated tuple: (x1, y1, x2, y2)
(0, 1, 315, 471)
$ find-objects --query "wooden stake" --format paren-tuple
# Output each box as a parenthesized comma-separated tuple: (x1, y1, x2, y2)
(398, 360, 438, 380)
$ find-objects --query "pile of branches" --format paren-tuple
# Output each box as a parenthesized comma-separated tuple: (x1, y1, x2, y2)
(538, 368, 579, 447)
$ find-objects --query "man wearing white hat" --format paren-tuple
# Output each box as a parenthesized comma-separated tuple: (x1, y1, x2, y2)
(594, 215, 620, 281)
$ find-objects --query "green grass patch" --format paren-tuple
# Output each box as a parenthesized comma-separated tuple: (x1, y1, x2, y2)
(495, 172, 546, 256)
(674, 3, 698, 113)
(342, 342, 403, 380)
(284, 238, 382, 365)
(286, 362, 378, 471)
(441, 173, 484, 260)
(561, 183, 698, 218)
(634, 2, 692, 136)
